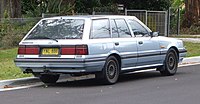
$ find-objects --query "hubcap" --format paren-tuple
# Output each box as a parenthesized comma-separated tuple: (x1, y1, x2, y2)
(107, 60, 117, 79)
(168, 53, 176, 70)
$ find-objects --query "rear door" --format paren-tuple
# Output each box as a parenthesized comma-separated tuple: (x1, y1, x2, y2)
(110, 19, 138, 69)
(88, 18, 114, 60)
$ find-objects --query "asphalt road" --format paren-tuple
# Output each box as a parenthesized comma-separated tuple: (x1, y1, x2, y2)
(1, 64, 200, 104)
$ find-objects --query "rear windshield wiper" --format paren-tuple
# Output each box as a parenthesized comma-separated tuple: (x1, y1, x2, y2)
(48, 38, 58, 42)
(27, 36, 58, 42)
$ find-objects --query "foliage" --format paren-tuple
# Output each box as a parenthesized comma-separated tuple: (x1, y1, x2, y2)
(75, 0, 104, 14)
(172, 0, 184, 8)
(181, 26, 200, 35)
(0, 48, 32, 80)
(75, 0, 171, 14)
(0, 18, 39, 48)
(117, 0, 171, 11)
(21, 0, 74, 17)
(182, 0, 200, 28)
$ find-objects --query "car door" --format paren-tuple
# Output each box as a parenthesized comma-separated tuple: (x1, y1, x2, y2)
(127, 19, 162, 66)
(110, 19, 138, 69)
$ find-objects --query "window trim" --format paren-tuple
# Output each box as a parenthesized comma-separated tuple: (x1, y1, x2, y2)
(128, 19, 150, 37)
(110, 19, 120, 38)
(113, 18, 133, 38)
(89, 18, 111, 39)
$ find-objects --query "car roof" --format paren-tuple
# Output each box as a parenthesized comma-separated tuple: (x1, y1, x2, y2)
(43, 15, 137, 20)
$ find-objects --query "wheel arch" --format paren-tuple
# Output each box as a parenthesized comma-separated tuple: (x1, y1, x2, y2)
(168, 46, 179, 60)
(107, 53, 122, 71)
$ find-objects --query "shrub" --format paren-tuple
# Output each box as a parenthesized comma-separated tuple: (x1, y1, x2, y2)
(181, 25, 200, 35)
(0, 18, 40, 49)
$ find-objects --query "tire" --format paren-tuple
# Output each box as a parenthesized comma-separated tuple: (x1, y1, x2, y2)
(159, 48, 178, 76)
(32, 73, 41, 77)
(40, 74, 60, 84)
(96, 56, 120, 84)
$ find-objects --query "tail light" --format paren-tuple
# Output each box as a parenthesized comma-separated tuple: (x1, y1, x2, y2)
(75, 45, 88, 55)
(61, 45, 88, 55)
(61, 46, 76, 55)
(18, 45, 39, 55)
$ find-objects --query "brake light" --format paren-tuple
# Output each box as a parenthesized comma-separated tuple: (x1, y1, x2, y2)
(61, 45, 88, 55)
(61, 46, 75, 55)
(18, 46, 26, 54)
(75, 45, 88, 55)
(18, 45, 39, 55)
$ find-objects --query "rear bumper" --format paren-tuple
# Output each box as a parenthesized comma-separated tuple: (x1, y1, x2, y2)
(14, 58, 105, 74)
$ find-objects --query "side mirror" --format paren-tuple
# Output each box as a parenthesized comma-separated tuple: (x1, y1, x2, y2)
(150, 32, 159, 38)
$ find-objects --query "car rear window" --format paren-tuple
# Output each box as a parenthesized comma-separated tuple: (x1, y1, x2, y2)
(26, 19, 84, 40)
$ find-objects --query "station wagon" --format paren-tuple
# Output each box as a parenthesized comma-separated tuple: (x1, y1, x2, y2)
(15, 15, 187, 84)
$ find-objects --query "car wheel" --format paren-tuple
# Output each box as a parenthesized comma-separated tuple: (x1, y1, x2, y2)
(159, 48, 178, 76)
(32, 73, 41, 77)
(40, 74, 60, 84)
(99, 56, 120, 84)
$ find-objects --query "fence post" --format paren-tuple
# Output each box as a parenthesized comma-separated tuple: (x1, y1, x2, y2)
(177, 7, 180, 36)
(167, 7, 171, 37)
(125, 8, 127, 16)
(164, 11, 168, 36)
(92, 8, 95, 15)
(42, 13, 44, 18)
(145, 11, 147, 25)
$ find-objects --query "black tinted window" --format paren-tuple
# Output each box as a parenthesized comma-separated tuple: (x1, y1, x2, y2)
(128, 19, 149, 37)
(90, 19, 110, 39)
(26, 19, 84, 39)
(110, 20, 119, 38)
(115, 19, 131, 38)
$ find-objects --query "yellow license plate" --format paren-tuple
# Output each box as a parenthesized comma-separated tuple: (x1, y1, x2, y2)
(42, 48, 59, 55)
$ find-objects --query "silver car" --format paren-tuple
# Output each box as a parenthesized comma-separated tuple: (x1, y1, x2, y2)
(15, 15, 187, 84)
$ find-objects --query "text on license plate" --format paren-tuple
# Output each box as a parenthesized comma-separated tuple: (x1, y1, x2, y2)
(42, 48, 59, 55)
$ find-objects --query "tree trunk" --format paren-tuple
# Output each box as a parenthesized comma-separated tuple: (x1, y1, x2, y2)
(0, 0, 9, 18)
(0, 0, 21, 18)
(10, 0, 21, 18)
(183, 0, 200, 27)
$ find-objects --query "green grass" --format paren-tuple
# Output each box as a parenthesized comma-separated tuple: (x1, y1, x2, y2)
(170, 35, 200, 38)
(184, 41, 200, 57)
(0, 48, 32, 80)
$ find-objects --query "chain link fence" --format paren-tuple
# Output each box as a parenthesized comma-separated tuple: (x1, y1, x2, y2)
(169, 7, 180, 35)
(125, 9, 168, 36)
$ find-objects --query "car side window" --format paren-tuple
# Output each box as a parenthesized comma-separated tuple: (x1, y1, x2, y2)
(128, 19, 149, 37)
(90, 19, 110, 39)
(110, 19, 119, 38)
(115, 19, 132, 38)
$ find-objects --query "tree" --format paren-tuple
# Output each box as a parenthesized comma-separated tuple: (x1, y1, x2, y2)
(21, 0, 75, 17)
(75, 0, 171, 14)
(117, 0, 171, 11)
(0, 0, 21, 18)
(183, 0, 200, 27)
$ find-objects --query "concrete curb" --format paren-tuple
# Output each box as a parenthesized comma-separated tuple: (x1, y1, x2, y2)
(181, 56, 200, 64)
(0, 77, 40, 89)
(0, 56, 200, 91)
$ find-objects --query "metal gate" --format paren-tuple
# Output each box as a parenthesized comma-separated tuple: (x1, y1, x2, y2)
(125, 9, 168, 36)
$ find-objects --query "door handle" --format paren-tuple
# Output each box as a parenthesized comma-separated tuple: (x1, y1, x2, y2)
(138, 41, 143, 44)
(115, 42, 119, 46)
